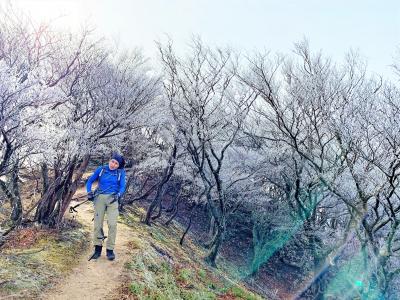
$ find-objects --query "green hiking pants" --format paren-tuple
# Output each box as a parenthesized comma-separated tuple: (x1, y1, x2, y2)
(93, 194, 119, 250)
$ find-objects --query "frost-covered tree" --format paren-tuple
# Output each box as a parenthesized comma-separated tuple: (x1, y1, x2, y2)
(158, 38, 257, 266)
(242, 40, 400, 298)
(33, 41, 160, 226)
(0, 8, 68, 228)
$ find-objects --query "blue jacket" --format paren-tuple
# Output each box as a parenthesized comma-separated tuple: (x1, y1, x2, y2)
(86, 165, 126, 196)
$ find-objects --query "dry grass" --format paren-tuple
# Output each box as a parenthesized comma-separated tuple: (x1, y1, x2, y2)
(0, 223, 90, 299)
(0, 199, 264, 300)
(115, 205, 265, 300)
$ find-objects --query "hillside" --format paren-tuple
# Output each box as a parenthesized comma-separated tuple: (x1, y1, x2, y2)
(0, 188, 265, 300)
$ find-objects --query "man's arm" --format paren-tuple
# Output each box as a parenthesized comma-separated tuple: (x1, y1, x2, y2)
(86, 167, 102, 193)
(118, 170, 126, 197)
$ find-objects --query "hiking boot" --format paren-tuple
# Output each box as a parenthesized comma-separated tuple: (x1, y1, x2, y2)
(106, 249, 115, 261)
(91, 245, 102, 260)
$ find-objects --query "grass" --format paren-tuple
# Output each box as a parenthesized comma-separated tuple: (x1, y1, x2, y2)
(0, 222, 90, 298)
(0, 200, 265, 300)
(116, 205, 265, 300)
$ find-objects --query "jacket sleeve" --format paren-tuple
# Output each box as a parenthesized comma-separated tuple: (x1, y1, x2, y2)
(86, 166, 102, 193)
(118, 170, 127, 196)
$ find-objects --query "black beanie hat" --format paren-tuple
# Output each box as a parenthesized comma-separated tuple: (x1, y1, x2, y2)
(111, 153, 125, 169)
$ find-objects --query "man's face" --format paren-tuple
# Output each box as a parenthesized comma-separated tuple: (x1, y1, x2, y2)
(109, 159, 120, 170)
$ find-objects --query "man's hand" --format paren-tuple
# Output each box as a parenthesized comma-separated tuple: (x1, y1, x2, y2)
(115, 194, 124, 212)
(87, 191, 95, 201)
(113, 194, 121, 203)
(118, 202, 124, 213)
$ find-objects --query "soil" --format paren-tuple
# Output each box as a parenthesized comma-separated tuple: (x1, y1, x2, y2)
(40, 191, 132, 300)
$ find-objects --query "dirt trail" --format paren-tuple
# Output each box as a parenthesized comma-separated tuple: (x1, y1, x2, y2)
(41, 194, 132, 300)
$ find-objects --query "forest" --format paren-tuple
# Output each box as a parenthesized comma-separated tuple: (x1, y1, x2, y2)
(0, 7, 399, 300)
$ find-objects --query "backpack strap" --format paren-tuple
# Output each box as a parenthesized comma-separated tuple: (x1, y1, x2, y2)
(99, 167, 121, 188)
(99, 166, 106, 178)
(117, 169, 121, 183)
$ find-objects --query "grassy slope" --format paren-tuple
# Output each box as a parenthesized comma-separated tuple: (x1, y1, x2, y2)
(116, 205, 265, 300)
(0, 222, 90, 299)
(0, 202, 266, 299)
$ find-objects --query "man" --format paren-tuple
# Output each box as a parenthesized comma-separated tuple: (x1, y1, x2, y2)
(86, 153, 126, 261)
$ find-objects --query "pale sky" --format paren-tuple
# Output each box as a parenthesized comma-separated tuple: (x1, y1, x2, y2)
(2, 0, 399, 80)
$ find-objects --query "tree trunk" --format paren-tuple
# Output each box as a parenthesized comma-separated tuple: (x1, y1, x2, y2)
(144, 145, 177, 225)
(0, 129, 13, 175)
(203, 198, 226, 267)
(41, 162, 49, 196)
(10, 160, 22, 224)
(34, 155, 90, 227)
(55, 154, 90, 224)
(205, 221, 225, 267)
(34, 175, 64, 225)
(151, 198, 164, 221)
(179, 202, 196, 245)
(0, 160, 22, 225)
(164, 195, 182, 226)
(145, 183, 166, 225)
